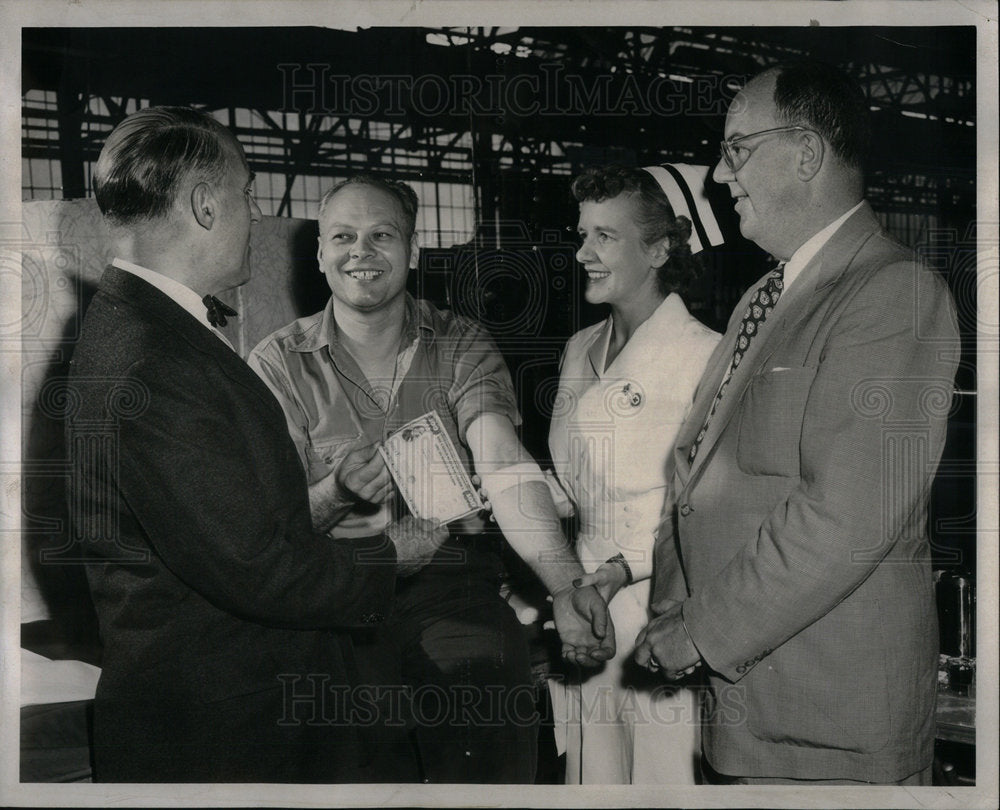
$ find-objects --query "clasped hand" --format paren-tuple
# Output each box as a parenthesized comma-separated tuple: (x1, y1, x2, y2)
(549, 558, 630, 668)
(633, 601, 701, 680)
(551, 584, 615, 668)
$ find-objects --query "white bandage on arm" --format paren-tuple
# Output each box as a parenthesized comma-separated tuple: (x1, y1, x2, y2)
(466, 413, 584, 594)
(483, 460, 584, 594)
(478, 461, 547, 499)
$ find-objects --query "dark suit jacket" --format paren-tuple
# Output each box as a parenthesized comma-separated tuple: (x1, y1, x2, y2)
(653, 203, 960, 781)
(68, 266, 398, 782)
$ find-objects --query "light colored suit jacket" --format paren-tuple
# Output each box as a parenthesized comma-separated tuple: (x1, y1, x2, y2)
(653, 203, 960, 781)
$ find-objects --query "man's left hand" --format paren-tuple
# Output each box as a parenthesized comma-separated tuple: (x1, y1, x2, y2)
(634, 601, 701, 679)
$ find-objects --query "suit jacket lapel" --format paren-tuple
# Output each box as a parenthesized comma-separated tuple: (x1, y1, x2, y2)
(673, 312, 740, 488)
(99, 266, 276, 408)
(676, 202, 882, 487)
(761, 202, 882, 355)
(102, 266, 227, 354)
(684, 279, 786, 482)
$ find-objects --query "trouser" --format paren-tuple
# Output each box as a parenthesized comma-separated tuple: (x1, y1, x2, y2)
(702, 755, 933, 786)
(91, 686, 387, 783)
(353, 534, 538, 783)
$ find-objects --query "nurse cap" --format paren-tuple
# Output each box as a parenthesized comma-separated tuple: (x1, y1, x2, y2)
(641, 163, 725, 255)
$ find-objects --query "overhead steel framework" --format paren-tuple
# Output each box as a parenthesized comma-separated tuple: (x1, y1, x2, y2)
(22, 25, 976, 227)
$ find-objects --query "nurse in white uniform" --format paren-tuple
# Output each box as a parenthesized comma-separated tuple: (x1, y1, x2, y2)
(548, 163, 723, 784)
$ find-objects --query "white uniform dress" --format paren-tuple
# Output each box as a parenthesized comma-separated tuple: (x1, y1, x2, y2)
(548, 293, 720, 784)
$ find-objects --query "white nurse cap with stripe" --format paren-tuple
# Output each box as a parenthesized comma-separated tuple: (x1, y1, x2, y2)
(641, 163, 725, 255)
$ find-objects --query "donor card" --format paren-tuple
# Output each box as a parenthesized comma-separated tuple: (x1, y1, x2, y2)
(378, 411, 481, 524)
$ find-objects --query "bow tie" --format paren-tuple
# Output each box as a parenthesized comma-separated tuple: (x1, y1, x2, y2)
(202, 295, 238, 328)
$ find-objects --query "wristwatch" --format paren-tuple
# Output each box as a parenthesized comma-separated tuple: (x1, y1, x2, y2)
(606, 552, 634, 585)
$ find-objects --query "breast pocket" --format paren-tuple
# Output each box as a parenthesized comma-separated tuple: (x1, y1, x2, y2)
(304, 434, 362, 484)
(736, 367, 817, 477)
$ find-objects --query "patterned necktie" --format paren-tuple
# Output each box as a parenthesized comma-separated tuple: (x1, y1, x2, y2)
(202, 295, 238, 328)
(687, 265, 785, 464)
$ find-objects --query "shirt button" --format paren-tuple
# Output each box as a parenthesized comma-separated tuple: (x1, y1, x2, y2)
(623, 505, 631, 513)
(736, 664, 746, 674)
(680, 504, 692, 516)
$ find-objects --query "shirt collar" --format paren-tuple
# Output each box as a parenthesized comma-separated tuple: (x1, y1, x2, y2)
(112, 258, 236, 349)
(290, 293, 433, 353)
(782, 200, 865, 290)
(588, 292, 690, 376)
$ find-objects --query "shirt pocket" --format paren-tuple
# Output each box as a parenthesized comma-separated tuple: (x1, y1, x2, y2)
(736, 366, 817, 477)
(304, 434, 362, 484)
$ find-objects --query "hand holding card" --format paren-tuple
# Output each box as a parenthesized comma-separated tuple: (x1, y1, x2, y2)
(378, 411, 481, 524)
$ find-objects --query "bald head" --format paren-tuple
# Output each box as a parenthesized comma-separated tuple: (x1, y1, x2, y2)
(713, 62, 867, 259)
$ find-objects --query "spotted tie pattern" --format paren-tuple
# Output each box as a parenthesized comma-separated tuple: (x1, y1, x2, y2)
(687, 266, 785, 464)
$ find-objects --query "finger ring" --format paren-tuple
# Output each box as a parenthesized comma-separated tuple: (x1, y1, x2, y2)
(647, 657, 661, 672)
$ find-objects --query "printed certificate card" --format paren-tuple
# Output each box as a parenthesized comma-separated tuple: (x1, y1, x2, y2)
(379, 411, 481, 524)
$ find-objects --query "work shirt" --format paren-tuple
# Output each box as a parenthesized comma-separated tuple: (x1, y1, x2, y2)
(248, 294, 520, 538)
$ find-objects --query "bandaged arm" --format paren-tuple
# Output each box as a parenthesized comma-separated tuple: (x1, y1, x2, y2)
(466, 412, 585, 595)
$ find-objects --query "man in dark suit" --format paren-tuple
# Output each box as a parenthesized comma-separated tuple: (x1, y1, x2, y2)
(633, 61, 960, 784)
(68, 106, 446, 782)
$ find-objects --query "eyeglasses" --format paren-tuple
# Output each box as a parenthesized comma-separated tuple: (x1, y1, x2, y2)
(719, 126, 814, 172)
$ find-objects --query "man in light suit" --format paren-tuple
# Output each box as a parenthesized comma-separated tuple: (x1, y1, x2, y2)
(633, 61, 960, 784)
(69, 107, 446, 781)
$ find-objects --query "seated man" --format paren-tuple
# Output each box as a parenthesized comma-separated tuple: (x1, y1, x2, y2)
(249, 175, 610, 783)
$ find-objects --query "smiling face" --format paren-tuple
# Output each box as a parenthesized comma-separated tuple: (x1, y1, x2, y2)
(712, 73, 803, 260)
(575, 193, 663, 310)
(317, 183, 416, 315)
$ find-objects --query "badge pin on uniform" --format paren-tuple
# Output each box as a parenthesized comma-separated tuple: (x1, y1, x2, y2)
(622, 382, 642, 407)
